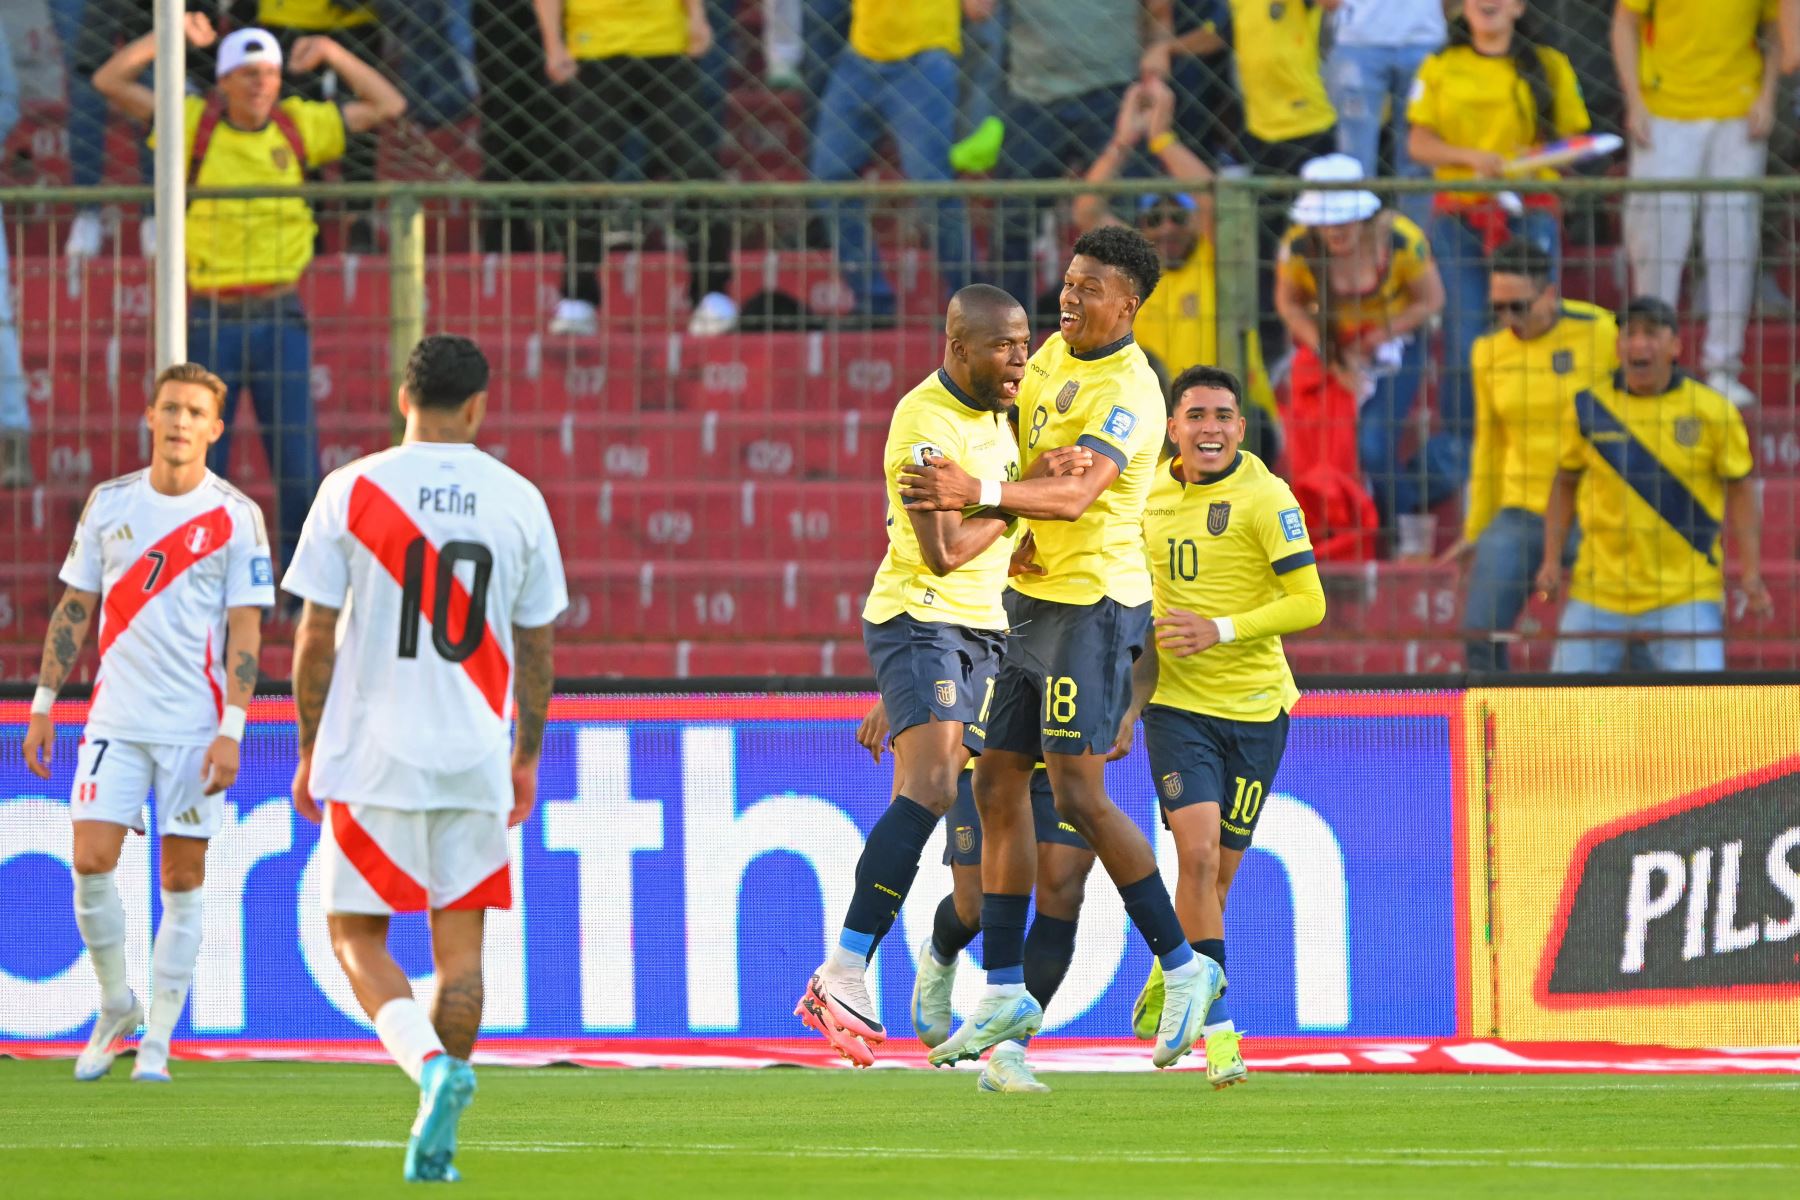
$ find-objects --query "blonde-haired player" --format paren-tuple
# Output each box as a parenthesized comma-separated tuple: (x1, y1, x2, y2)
(23, 363, 275, 1083)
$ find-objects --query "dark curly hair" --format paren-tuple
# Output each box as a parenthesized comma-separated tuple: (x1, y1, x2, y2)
(1071, 224, 1161, 304)
(404, 334, 491, 411)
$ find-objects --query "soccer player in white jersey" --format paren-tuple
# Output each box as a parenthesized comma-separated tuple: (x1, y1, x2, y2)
(283, 334, 566, 1184)
(22, 363, 275, 1083)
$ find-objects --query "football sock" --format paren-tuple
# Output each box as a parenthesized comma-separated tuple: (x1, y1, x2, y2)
(141, 887, 205, 1057)
(1196, 938, 1231, 1030)
(838, 796, 938, 959)
(375, 997, 446, 1086)
(73, 870, 131, 1011)
(1023, 914, 1078, 1011)
(931, 894, 980, 965)
(1119, 873, 1195, 971)
(980, 893, 1030, 985)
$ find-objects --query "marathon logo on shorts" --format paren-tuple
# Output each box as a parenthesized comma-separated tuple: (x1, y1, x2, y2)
(934, 680, 957, 708)
(955, 825, 975, 854)
(1161, 771, 1184, 800)
(1055, 380, 1080, 414)
(1540, 760, 1800, 1003)
(185, 525, 212, 555)
(1207, 501, 1231, 536)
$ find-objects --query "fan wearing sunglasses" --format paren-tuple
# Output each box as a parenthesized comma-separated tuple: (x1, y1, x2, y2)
(1439, 238, 1615, 672)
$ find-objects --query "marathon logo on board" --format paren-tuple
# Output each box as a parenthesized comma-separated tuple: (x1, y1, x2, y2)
(1539, 758, 1800, 1004)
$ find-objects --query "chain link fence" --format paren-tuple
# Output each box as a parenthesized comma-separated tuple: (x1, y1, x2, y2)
(0, 1, 1795, 681)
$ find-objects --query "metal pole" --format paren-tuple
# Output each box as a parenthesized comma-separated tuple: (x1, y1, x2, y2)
(387, 196, 425, 445)
(152, 0, 186, 368)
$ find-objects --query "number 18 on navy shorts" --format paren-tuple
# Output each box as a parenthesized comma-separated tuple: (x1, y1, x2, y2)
(862, 613, 1005, 755)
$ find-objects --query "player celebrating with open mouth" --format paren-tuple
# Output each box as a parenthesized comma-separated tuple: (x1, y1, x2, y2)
(23, 364, 274, 1084)
(798, 284, 1042, 1067)
(900, 226, 1218, 1073)
(1121, 365, 1326, 1089)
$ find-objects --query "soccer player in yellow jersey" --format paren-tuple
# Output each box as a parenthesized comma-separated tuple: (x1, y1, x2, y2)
(899, 227, 1218, 1072)
(798, 285, 1035, 1068)
(1120, 365, 1325, 1089)
(1446, 239, 1616, 671)
(1537, 297, 1773, 673)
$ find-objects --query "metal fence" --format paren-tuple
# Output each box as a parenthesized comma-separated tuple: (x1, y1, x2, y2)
(1, 171, 1796, 682)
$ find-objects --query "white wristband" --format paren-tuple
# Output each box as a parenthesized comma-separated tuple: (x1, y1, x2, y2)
(1213, 617, 1237, 644)
(978, 479, 1003, 508)
(219, 705, 248, 743)
(31, 686, 56, 716)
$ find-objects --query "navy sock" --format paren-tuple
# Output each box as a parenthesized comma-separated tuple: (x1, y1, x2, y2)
(1119, 873, 1195, 970)
(1023, 914, 1078, 1010)
(839, 796, 939, 956)
(980, 893, 1030, 985)
(1195, 938, 1229, 1025)
(931, 894, 980, 963)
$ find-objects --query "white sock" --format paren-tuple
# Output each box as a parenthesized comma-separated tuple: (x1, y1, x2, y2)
(73, 871, 132, 1012)
(996, 1038, 1028, 1055)
(1164, 957, 1200, 981)
(982, 981, 1026, 999)
(375, 998, 446, 1086)
(928, 945, 956, 968)
(827, 945, 866, 974)
(1203, 1019, 1237, 1036)
(141, 887, 206, 1060)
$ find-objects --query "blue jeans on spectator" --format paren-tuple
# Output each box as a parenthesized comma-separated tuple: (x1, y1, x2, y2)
(0, 203, 26, 435)
(995, 84, 1128, 311)
(1430, 208, 1559, 465)
(809, 48, 967, 315)
(192, 294, 318, 572)
(374, 0, 475, 127)
(959, 13, 1006, 137)
(1463, 507, 1576, 672)
(50, 0, 154, 197)
(1357, 332, 1463, 521)
(1551, 599, 1725, 673)
(1325, 43, 1435, 227)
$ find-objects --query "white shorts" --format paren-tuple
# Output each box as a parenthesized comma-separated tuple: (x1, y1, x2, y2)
(69, 737, 219, 839)
(321, 802, 511, 915)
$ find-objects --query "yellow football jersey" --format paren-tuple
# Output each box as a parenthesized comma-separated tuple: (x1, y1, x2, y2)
(864, 370, 1020, 631)
(1559, 371, 1754, 614)
(1142, 452, 1319, 721)
(1466, 301, 1618, 540)
(1622, 0, 1776, 122)
(1009, 333, 1165, 608)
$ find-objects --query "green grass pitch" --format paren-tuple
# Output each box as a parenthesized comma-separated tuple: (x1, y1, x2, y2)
(2, 1059, 1796, 1198)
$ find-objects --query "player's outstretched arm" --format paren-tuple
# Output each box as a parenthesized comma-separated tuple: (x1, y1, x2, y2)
(290, 600, 339, 824)
(899, 448, 1117, 523)
(1726, 477, 1775, 619)
(1105, 648, 1160, 762)
(22, 587, 98, 779)
(1535, 470, 1581, 602)
(201, 606, 262, 796)
(510, 623, 556, 828)
(908, 506, 1013, 577)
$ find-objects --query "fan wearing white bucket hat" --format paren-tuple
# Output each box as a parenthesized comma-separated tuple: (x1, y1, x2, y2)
(1274, 154, 1451, 550)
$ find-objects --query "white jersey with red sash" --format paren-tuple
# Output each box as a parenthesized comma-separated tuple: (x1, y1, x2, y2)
(60, 470, 276, 745)
(282, 442, 569, 815)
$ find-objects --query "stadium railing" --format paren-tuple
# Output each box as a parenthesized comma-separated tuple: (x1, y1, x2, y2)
(2, 174, 1797, 681)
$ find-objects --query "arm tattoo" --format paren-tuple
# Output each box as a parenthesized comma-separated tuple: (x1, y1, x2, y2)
(232, 650, 258, 697)
(37, 592, 96, 694)
(512, 624, 555, 763)
(292, 604, 340, 751)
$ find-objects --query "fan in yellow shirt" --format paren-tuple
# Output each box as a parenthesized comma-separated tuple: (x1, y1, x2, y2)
(94, 15, 404, 572)
(898, 226, 1219, 1077)
(1448, 239, 1616, 672)
(1117, 363, 1324, 1090)
(1538, 297, 1773, 674)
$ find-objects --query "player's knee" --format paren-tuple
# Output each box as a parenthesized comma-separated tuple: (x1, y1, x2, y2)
(160, 862, 205, 893)
(902, 765, 961, 816)
(1035, 861, 1090, 920)
(72, 849, 118, 877)
(1050, 786, 1105, 833)
(1176, 828, 1221, 888)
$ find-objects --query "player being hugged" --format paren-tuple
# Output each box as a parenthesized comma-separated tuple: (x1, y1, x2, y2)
(22, 363, 275, 1084)
(283, 335, 567, 1183)
(1117, 365, 1326, 1089)
(799, 284, 1051, 1067)
(900, 226, 1219, 1074)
